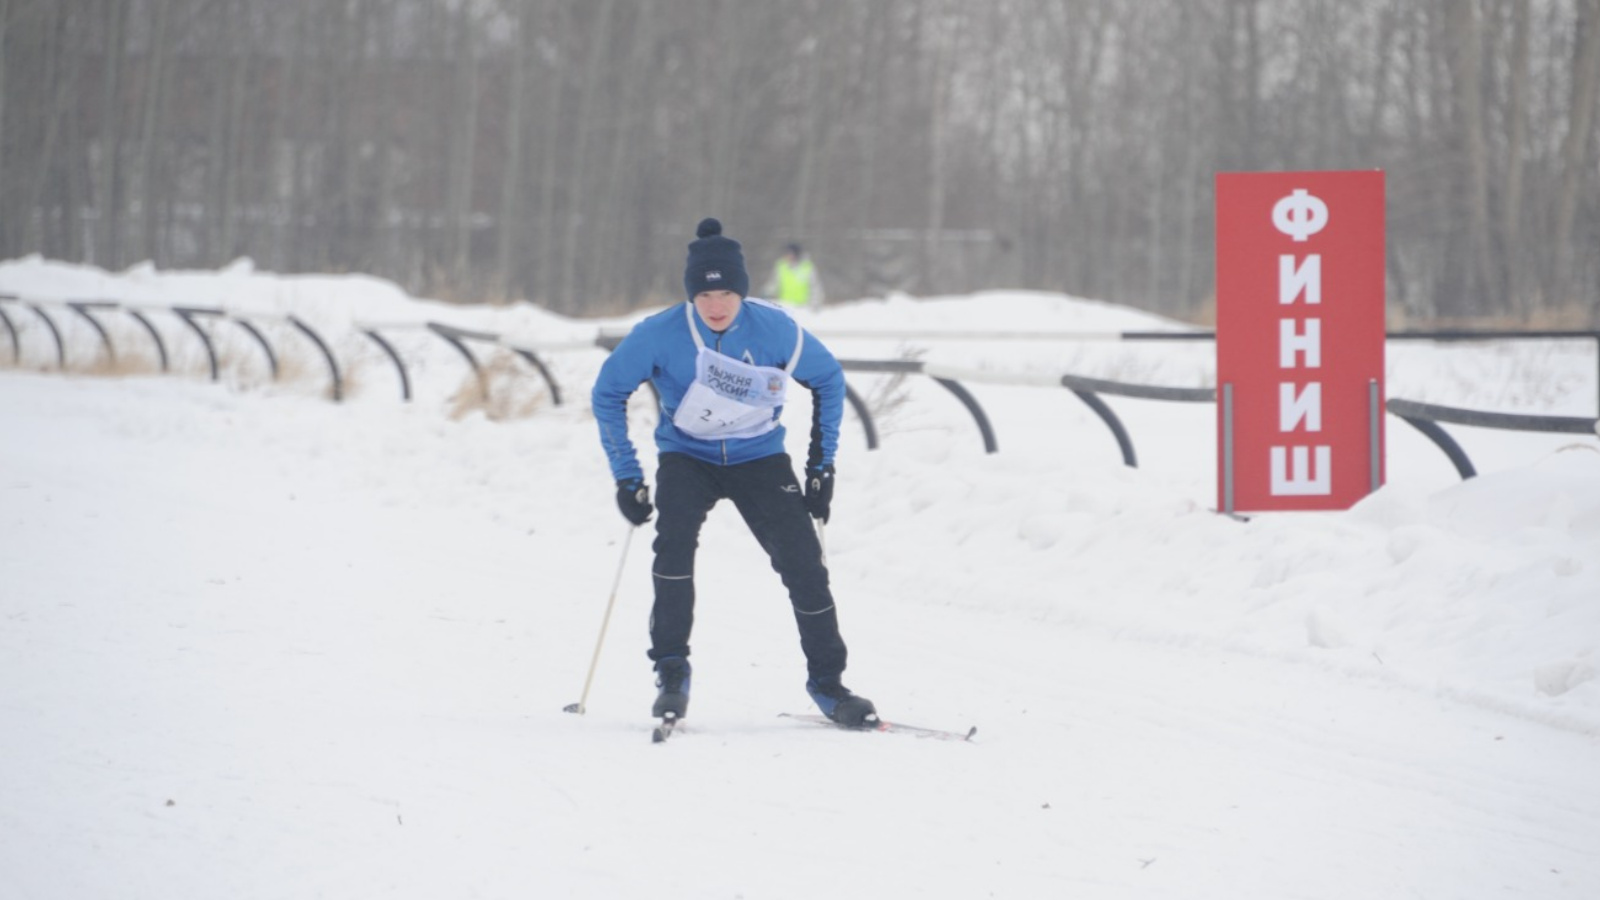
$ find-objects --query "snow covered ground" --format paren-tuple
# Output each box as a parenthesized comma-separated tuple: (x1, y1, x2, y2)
(3, 257, 1598, 899)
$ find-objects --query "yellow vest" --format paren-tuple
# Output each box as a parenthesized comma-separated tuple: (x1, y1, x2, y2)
(775, 258, 814, 307)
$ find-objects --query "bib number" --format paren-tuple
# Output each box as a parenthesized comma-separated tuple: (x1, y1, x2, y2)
(672, 347, 788, 440)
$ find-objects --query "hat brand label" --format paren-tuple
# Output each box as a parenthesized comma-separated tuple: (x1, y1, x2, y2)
(706, 269, 722, 282)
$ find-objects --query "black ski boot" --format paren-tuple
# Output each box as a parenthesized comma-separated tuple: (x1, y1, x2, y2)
(806, 678, 878, 727)
(653, 657, 691, 720)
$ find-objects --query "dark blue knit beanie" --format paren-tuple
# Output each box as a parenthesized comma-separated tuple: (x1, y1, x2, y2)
(683, 218, 749, 300)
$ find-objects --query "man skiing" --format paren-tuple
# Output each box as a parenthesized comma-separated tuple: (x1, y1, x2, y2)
(591, 217, 877, 729)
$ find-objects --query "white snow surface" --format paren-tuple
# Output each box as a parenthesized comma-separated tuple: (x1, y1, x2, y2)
(3, 256, 1599, 899)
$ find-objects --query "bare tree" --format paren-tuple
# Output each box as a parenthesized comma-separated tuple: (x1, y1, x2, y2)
(0, 0, 9, 254)
(1501, 0, 1531, 313)
(3, 0, 1597, 324)
(1448, 0, 1498, 317)
(446, 4, 480, 287)
(1553, 0, 1600, 306)
(131, 0, 173, 264)
(493, 0, 532, 298)
(555, 0, 614, 311)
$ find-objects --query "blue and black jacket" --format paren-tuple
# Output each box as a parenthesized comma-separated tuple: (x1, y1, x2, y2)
(592, 299, 845, 483)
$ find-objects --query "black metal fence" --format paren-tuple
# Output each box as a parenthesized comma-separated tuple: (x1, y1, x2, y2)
(4, 294, 1596, 483)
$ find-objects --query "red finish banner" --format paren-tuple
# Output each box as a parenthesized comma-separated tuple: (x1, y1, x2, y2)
(1215, 170, 1386, 513)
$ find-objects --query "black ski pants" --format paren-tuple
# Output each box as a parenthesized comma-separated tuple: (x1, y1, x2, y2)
(647, 451, 848, 683)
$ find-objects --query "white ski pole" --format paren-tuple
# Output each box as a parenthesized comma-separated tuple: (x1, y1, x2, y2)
(564, 525, 637, 715)
(816, 518, 827, 566)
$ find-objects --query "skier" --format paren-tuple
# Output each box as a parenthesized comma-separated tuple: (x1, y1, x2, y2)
(591, 217, 877, 728)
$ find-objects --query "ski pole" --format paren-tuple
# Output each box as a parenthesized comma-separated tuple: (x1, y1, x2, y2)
(816, 519, 827, 566)
(563, 524, 637, 715)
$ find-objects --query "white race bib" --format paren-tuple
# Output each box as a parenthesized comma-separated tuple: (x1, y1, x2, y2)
(672, 347, 788, 440)
(670, 302, 806, 441)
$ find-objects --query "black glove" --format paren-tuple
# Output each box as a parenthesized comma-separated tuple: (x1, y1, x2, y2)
(804, 464, 835, 523)
(615, 478, 653, 525)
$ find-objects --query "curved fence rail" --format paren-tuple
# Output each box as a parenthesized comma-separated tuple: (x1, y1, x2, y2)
(25, 302, 65, 368)
(169, 305, 342, 397)
(125, 307, 170, 371)
(2, 296, 344, 398)
(843, 355, 1596, 480)
(171, 306, 224, 381)
(359, 328, 413, 401)
(423, 321, 564, 407)
(3, 295, 1596, 483)
(67, 301, 118, 366)
(287, 315, 343, 401)
(838, 359, 999, 453)
(235, 319, 281, 380)
(1386, 398, 1600, 480)
(819, 326, 1600, 419)
(1059, 374, 1217, 468)
(0, 298, 18, 361)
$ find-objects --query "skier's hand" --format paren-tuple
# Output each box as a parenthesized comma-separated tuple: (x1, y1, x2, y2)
(615, 478, 653, 525)
(804, 465, 834, 523)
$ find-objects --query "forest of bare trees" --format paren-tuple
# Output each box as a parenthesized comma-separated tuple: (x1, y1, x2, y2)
(2, 0, 1597, 324)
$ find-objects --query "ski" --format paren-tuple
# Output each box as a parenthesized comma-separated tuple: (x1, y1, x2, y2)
(651, 713, 680, 743)
(780, 712, 976, 742)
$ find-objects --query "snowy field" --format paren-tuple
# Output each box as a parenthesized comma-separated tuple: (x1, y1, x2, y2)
(3, 256, 1599, 899)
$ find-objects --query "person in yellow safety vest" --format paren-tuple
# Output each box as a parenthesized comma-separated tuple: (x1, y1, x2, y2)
(764, 243, 825, 309)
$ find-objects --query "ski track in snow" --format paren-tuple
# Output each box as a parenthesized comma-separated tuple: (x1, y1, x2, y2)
(3, 265, 1600, 899)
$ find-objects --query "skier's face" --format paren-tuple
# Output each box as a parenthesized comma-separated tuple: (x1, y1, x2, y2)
(693, 290, 743, 332)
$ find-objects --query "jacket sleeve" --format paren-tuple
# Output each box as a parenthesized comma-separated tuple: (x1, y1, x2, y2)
(791, 327, 845, 470)
(592, 328, 655, 483)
